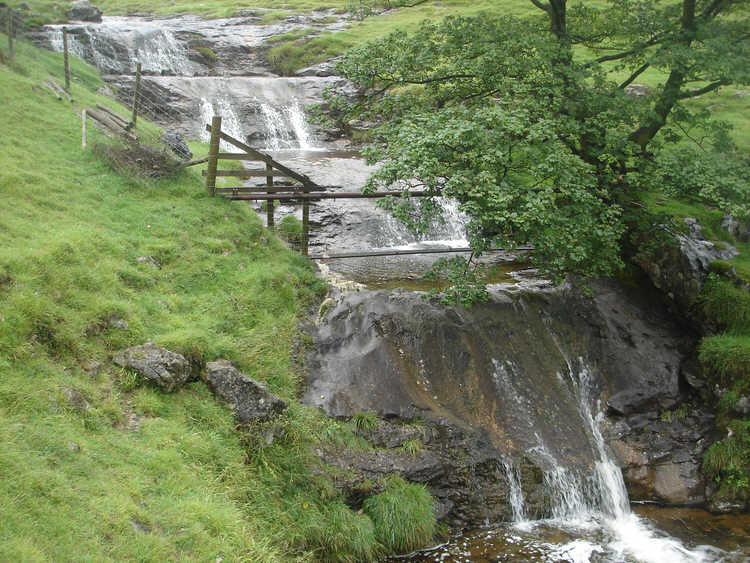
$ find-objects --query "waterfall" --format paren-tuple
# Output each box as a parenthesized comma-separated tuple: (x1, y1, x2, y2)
(134, 29, 191, 75)
(501, 461, 526, 523)
(200, 96, 246, 153)
(507, 355, 713, 563)
(258, 100, 318, 151)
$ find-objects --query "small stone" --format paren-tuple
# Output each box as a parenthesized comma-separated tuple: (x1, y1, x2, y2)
(62, 387, 91, 411)
(732, 396, 750, 416)
(114, 342, 191, 392)
(135, 255, 160, 269)
(83, 360, 102, 378)
(67, 441, 81, 452)
(161, 131, 192, 161)
(108, 316, 129, 330)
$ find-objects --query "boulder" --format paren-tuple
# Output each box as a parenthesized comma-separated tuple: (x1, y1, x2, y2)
(68, 1, 103, 22)
(114, 342, 191, 392)
(625, 83, 653, 97)
(160, 131, 192, 161)
(204, 360, 287, 424)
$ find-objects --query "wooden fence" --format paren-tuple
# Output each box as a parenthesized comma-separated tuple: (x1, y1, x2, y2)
(203, 116, 334, 255)
(200, 116, 436, 258)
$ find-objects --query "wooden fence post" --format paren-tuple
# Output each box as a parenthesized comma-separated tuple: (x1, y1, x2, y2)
(266, 162, 275, 228)
(7, 8, 14, 59)
(205, 115, 222, 196)
(63, 27, 70, 91)
(130, 62, 142, 127)
(302, 200, 309, 256)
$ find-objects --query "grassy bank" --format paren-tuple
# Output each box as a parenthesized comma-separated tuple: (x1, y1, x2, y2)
(0, 37, 436, 561)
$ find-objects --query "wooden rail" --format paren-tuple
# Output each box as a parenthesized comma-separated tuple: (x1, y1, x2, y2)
(202, 118, 439, 258)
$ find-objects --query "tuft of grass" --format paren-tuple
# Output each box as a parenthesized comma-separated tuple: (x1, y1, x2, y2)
(363, 475, 436, 554)
(699, 334, 750, 388)
(698, 279, 750, 332)
(351, 411, 378, 433)
(193, 45, 217, 64)
(399, 438, 424, 456)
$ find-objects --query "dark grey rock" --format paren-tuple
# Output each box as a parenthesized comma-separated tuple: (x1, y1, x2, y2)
(19, 2, 30, 11)
(68, 1, 102, 22)
(160, 131, 192, 161)
(204, 360, 287, 424)
(304, 280, 702, 522)
(114, 342, 191, 392)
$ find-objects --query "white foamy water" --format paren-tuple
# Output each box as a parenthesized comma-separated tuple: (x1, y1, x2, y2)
(496, 357, 729, 563)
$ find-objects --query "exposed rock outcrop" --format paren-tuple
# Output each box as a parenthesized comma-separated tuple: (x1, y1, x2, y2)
(204, 360, 287, 424)
(114, 342, 191, 392)
(304, 279, 703, 525)
(638, 217, 738, 320)
(68, 1, 102, 23)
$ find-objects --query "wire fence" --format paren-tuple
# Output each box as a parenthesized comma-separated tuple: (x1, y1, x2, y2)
(1, 7, 26, 60)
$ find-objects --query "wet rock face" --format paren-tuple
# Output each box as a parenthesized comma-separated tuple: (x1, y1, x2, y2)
(204, 360, 287, 424)
(607, 406, 717, 506)
(317, 418, 547, 527)
(114, 342, 191, 392)
(305, 280, 699, 524)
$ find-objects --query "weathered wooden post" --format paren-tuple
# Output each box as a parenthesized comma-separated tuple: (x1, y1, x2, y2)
(205, 115, 222, 196)
(7, 8, 14, 59)
(266, 162, 275, 228)
(130, 62, 142, 127)
(63, 27, 71, 91)
(302, 198, 310, 256)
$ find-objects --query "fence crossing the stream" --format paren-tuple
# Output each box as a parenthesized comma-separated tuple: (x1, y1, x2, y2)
(198, 116, 435, 257)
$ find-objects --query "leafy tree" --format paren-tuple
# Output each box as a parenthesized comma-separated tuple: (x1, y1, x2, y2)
(327, 0, 750, 294)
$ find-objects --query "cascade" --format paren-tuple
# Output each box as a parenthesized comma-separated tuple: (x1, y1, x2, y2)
(501, 461, 526, 523)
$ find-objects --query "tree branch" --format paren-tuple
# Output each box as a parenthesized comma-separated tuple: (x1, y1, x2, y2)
(677, 80, 727, 99)
(529, 0, 549, 12)
(618, 63, 650, 89)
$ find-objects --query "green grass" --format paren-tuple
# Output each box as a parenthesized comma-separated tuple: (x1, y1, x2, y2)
(0, 36, 441, 561)
(363, 475, 436, 555)
(699, 334, 750, 388)
(703, 419, 750, 501)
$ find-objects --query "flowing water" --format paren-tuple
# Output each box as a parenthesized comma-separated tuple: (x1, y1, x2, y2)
(401, 359, 748, 562)
(33, 16, 749, 561)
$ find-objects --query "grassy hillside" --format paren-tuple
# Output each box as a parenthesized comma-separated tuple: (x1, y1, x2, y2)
(0, 37, 442, 561)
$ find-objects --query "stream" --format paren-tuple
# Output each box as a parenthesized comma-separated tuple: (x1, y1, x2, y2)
(32, 13, 750, 562)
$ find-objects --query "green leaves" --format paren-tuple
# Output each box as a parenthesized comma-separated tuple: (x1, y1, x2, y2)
(327, 1, 749, 301)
